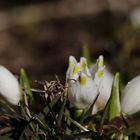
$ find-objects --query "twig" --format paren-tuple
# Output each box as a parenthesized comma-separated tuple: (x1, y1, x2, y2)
(64, 112, 89, 132)
(23, 91, 32, 118)
(0, 126, 15, 135)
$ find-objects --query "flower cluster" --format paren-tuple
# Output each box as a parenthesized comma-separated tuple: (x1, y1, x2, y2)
(0, 55, 140, 117)
(67, 55, 140, 116)
(0, 55, 140, 139)
(66, 55, 112, 112)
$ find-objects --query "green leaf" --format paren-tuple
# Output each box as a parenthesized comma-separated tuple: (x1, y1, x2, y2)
(109, 73, 121, 121)
(100, 98, 111, 127)
(56, 97, 66, 128)
(38, 94, 61, 121)
(35, 117, 52, 133)
(0, 100, 16, 114)
(101, 73, 121, 126)
(79, 93, 100, 123)
(64, 112, 89, 132)
(82, 44, 91, 65)
(20, 68, 34, 109)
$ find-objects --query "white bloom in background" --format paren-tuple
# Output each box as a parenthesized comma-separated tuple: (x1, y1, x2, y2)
(67, 55, 105, 109)
(0, 65, 21, 105)
(130, 7, 140, 28)
(121, 75, 140, 115)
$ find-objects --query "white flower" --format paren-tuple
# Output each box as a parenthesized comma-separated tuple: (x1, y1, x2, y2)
(90, 56, 114, 114)
(92, 69, 114, 114)
(67, 55, 105, 109)
(68, 72, 98, 109)
(121, 75, 140, 115)
(0, 65, 21, 105)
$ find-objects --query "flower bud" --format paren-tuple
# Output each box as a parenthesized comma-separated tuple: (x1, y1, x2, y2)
(0, 65, 21, 105)
(67, 55, 112, 112)
(121, 75, 140, 115)
(90, 55, 113, 114)
(92, 69, 113, 114)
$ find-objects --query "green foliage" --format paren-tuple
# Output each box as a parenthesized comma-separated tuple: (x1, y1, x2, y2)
(20, 68, 35, 110)
(82, 43, 91, 65)
(0, 59, 140, 139)
(0, 74, 137, 139)
(101, 73, 121, 126)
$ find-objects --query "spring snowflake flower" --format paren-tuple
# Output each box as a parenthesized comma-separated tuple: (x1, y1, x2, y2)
(90, 56, 113, 114)
(121, 75, 140, 115)
(67, 55, 105, 109)
(0, 65, 21, 105)
(92, 70, 114, 114)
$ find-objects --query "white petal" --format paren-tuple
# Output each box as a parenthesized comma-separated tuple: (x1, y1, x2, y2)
(80, 57, 91, 77)
(121, 75, 140, 115)
(89, 55, 104, 79)
(0, 66, 21, 105)
(89, 63, 97, 78)
(97, 55, 104, 68)
(98, 70, 113, 102)
(89, 55, 114, 114)
(66, 56, 77, 80)
(70, 63, 81, 81)
(69, 56, 77, 66)
(92, 69, 113, 114)
(68, 72, 98, 109)
(90, 55, 105, 83)
(94, 66, 105, 86)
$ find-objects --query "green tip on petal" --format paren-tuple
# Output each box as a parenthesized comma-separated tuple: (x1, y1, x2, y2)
(73, 64, 80, 75)
(68, 56, 77, 68)
(82, 43, 91, 65)
(80, 57, 87, 69)
(97, 69, 104, 78)
(97, 55, 104, 68)
(95, 55, 105, 80)
(101, 72, 121, 126)
(109, 72, 121, 121)
(79, 73, 87, 86)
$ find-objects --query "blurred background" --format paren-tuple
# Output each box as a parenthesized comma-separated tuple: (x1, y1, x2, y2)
(0, 0, 140, 83)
